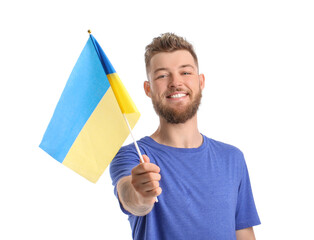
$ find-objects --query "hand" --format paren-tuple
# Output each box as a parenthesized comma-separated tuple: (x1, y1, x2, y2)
(131, 155, 162, 205)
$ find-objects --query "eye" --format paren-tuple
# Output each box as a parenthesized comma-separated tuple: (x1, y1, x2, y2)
(156, 74, 168, 80)
(182, 72, 191, 75)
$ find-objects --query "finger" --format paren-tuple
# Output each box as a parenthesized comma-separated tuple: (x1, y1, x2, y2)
(138, 172, 161, 184)
(142, 154, 150, 163)
(148, 186, 162, 196)
(132, 163, 160, 175)
(141, 180, 160, 192)
(132, 172, 161, 190)
(142, 187, 162, 199)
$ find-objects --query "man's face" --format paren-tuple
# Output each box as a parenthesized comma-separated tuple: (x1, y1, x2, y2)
(144, 50, 205, 124)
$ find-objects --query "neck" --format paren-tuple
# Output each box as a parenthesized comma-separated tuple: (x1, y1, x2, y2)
(151, 115, 203, 148)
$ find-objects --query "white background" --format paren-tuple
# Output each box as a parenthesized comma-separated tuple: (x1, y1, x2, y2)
(1, 0, 313, 239)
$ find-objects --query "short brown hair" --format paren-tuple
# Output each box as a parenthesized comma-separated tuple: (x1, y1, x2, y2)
(145, 33, 198, 75)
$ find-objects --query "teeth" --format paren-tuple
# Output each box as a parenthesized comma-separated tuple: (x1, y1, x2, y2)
(170, 93, 186, 98)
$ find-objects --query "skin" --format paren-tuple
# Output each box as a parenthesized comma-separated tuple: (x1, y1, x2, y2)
(117, 50, 256, 239)
(236, 227, 256, 240)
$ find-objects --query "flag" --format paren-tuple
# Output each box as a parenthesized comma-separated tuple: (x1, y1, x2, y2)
(39, 34, 140, 183)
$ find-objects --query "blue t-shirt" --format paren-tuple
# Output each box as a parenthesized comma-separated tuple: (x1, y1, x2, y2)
(110, 135, 260, 240)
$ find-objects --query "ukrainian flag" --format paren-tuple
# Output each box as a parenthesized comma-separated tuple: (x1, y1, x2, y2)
(39, 34, 140, 183)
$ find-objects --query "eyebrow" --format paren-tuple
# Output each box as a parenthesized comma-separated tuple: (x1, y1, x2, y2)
(179, 64, 195, 70)
(153, 67, 169, 74)
(153, 64, 195, 74)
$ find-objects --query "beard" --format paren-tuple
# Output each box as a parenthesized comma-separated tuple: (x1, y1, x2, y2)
(151, 88, 202, 124)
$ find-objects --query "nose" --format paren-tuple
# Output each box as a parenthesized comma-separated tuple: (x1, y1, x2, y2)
(168, 73, 183, 88)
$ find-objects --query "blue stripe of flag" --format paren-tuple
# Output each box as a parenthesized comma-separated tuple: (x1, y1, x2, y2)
(90, 34, 116, 75)
(39, 37, 110, 163)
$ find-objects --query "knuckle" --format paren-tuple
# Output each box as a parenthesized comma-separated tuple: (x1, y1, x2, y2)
(131, 167, 137, 175)
(157, 187, 162, 196)
(157, 173, 161, 181)
(142, 163, 150, 172)
(147, 172, 154, 179)
(153, 181, 159, 188)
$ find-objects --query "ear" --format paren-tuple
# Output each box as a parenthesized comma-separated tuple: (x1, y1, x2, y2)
(144, 81, 152, 98)
(199, 74, 205, 90)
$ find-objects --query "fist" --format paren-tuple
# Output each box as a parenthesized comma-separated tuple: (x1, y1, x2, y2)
(131, 155, 162, 205)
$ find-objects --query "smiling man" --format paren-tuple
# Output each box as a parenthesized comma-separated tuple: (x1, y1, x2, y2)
(148, 50, 203, 126)
(110, 33, 261, 240)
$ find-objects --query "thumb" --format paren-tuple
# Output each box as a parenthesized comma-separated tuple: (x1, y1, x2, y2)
(142, 154, 150, 163)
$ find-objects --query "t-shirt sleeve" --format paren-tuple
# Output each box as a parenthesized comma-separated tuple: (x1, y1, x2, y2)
(109, 144, 140, 215)
(235, 156, 261, 230)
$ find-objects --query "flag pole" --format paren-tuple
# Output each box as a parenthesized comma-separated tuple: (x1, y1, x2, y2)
(122, 114, 144, 163)
(122, 114, 158, 202)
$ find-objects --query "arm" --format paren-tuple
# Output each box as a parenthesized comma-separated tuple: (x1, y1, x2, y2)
(236, 227, 256, 240)
(116, 155, 162, 216)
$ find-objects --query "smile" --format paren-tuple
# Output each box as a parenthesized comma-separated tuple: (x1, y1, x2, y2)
(170, 93, 187, 98)
(167, 92, 189, 99)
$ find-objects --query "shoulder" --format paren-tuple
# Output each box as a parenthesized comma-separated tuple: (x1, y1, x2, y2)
(203, 135, 246, 165)
(203, 136, 248, 181)
(204, 135, 243, 155)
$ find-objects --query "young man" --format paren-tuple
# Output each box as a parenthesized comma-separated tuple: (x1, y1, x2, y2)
(110, 33, 261, 240)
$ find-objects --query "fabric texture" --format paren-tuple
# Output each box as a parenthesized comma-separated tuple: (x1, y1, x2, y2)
(110, 135, 260, 240)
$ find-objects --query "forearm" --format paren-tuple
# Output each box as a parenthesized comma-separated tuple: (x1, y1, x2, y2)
(236, 227, 256, 240)
(117, 176, 154, 216)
